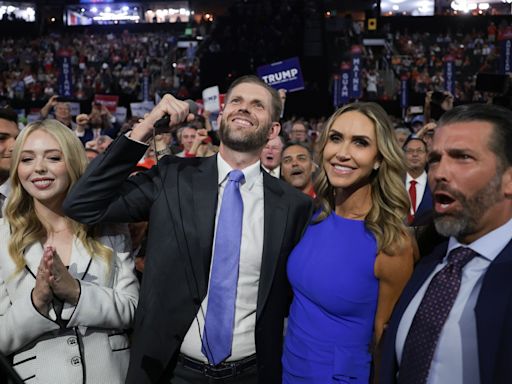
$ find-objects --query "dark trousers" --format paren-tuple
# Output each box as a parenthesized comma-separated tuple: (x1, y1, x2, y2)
(170, 359, 258, 384)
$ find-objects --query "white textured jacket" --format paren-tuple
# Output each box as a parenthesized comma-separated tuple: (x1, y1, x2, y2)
(0, 220, 139, 384)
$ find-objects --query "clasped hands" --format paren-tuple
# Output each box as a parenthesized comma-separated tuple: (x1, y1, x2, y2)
(32, 246, 80, 316)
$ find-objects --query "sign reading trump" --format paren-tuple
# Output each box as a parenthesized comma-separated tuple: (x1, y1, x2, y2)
(257, 57, 305, 92)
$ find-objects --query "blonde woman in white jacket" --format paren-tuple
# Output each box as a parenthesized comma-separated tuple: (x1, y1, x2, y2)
(0, 119, 139, 384)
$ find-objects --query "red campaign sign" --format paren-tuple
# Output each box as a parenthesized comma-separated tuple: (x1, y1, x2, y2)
(499, 26, 512, 41)
(94, 95, 119, 113)
(195, 99, 205, 115)
(351, 45, 363, 55)
(57, 49, 72, 58)
(340, 62, 351, 71)
(219, 93, 225, 108)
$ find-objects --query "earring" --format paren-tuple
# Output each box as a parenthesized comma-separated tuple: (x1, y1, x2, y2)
(373, 163, 380, 170)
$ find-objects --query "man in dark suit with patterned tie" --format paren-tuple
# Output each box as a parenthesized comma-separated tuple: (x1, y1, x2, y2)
(64, 75, 312, 384)
(380, 103, 512, 384)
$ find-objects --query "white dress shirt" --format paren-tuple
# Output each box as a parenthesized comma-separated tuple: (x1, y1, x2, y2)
(0, 180, 11, 216)
(405, 171, 427, 214)
(396, 217, 512, 384)
(180, 153, 264, 362)
(262, 165, 280, 178)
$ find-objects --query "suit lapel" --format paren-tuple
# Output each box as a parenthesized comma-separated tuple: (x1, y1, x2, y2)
(190, 156, 218, 294)
(383, 242, 448, 380)
(23, 237, 93, 281)
(256, 172, 287, 320)
(475, 239, 512, 384)
(24, 242, 44, 278)
(391, 242, 447, 326)
(68, 237, 94, 282)
(416, 183, 433, 218)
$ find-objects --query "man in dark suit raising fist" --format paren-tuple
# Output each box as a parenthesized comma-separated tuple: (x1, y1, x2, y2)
(64, 75, 312, 384)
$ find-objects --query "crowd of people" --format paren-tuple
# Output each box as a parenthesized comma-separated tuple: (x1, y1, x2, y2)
(328, 19, 512, 106)
(0, 71, 511, 384)
(0, 30, 202, 103)
(0, 6, 512, 384)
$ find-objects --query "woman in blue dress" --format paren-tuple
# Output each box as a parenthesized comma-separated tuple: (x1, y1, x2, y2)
(283, 102, 416, 383)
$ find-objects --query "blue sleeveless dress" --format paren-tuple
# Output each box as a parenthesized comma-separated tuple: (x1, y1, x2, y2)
(283, 212, 378, 383)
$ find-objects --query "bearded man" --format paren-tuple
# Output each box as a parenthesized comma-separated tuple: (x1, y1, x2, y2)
(64, 75, 313, 384)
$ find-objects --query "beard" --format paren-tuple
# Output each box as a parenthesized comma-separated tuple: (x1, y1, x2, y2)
(433, 172, 504, 239)
(219, 116, 271, 152)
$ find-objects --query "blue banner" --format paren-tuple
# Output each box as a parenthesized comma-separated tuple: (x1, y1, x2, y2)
(58, 55, 73, 97)
(333, 75, 341, 108)
(350, 54, 362, 99)
(142, 75, 150, 101)
(443, 58, 455, 95)
(400, 77, 409, 109)
(501, 40, 512, 74)
(257, 57, 305, 92)
(340, 65, 351, 105)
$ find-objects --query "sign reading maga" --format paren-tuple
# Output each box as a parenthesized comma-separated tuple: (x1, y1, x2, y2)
(257, 57, 305, 92)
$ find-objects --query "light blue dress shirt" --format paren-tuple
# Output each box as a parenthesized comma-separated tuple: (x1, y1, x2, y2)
(396, 217, 512, 384)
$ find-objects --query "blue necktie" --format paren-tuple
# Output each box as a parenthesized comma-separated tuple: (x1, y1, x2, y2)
(202, 169, 245, 365)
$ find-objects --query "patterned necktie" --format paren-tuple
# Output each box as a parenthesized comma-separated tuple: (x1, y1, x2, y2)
(202, 169, 245, 365)
(398, 247, 478, 384)
(407, 180, 417, 224)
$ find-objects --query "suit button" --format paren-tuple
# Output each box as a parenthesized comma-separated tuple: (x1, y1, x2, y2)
(71, 356, 81, 366)
(67, 337, 77, 345)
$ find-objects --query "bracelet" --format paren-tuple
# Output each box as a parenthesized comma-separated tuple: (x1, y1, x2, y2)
(155, 148, 171, 156)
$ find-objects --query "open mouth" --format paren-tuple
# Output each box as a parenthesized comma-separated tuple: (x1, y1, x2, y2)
(434, 192, 456, 212)
(290, 169, 304, 176)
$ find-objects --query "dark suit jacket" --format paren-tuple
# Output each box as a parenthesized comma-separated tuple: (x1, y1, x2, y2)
(63, 136, 313, 384)
(409, 178, 433, 227)
(380, 238, 512, 384)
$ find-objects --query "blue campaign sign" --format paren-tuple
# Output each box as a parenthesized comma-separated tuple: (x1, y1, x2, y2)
(501, 40, 512, 74)
(58, 55, 73, 97)
(257, 57, 305, 92)
(400, 77, 409, 109)
(443, 56, 455, 95)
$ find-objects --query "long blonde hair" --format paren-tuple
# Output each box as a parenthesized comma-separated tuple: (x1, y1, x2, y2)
(313, 102, 410, 254)
(5, 119, 112, 275)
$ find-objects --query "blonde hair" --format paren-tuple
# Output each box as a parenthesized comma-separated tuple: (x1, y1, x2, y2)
(313, 102, 410, 254)
(5, 119, 112, 275)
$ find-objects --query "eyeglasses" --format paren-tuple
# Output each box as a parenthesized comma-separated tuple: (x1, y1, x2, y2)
(404, 148, 427, 154)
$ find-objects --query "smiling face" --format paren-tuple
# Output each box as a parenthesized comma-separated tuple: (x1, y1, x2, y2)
(322, 111, 380, 195)
(219, 82, 277, 152)
(428, 121, 512, 243)
(281, 144, 315, 192)
(17, 130, 70, 208)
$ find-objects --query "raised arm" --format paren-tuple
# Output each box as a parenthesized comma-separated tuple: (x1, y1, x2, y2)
(63, 94, 193, 225)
